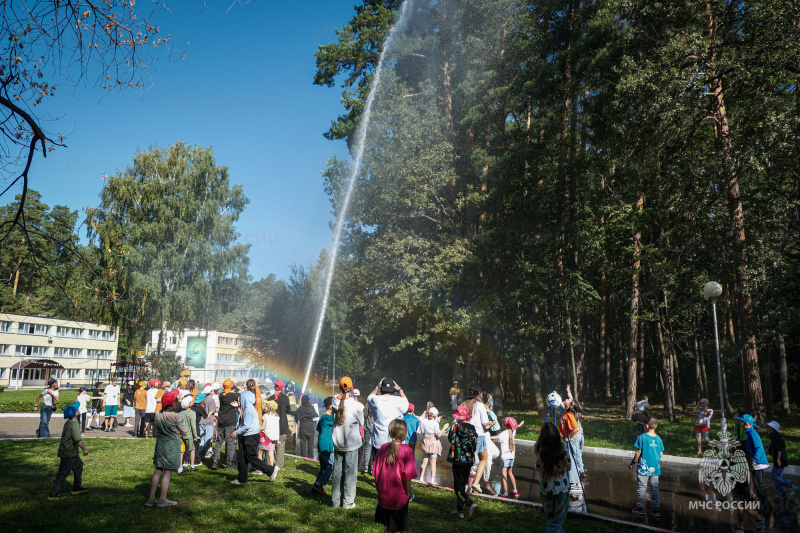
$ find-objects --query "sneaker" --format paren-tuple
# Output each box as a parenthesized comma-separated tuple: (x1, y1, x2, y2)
(312, 483, 327, 495)
(470, 483, 483, 494)
(467, 503, 478, 521)
(756, 518, 766, 533)
(177, 466, 184, 474)
(103, 428, 109, 432)
(270, 466, 281, 482)
(632, 506, 645, 515)
(71, 486, 89, 495)
(144, 498, 157, 507)
(511, 491, 519, 500)
(651, 507, 660, 519)
(252, 470, 264, 476)
(211, 464, 219, 471)
(451, 510, 464, 519)
(230, 479, 245, 485)
(409, 493, 415, 502)
(124, 423, 133, 427)
(190, 468, 198, 473)
(343, 503, 356, 509)
(47, 494, 63, 501)
(225, 466, 237, 471)
(110, 427, 115, 432)
(498, 493, 508, 498)
(156, 499, 177, 507)
(80, 433, 85, 437)
(85, 427, 92, 431)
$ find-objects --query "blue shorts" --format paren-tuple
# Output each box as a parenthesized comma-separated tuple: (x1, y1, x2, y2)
(502, 459, 514, 468)
(475, 435, 487, 453)
(105, 405, 118, 417)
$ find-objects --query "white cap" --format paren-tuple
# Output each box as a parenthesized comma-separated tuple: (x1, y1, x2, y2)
(352, 389, 360, 396)
(428, 407, 439, 418)
(179, 390, 190, 398)
(211, 382, 221, 391)
(180, 396, 193, 409)
(203, 385, 212, 394)
(766, 421, 781, 433)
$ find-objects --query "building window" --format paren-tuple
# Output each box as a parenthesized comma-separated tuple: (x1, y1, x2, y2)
(236, 338, 244, 347)
(0, 368, 6, 379)
(87, 349, 112, 360)
(11, 368, 19, 380)
(23, 368, 44, 380)
(217, 353, 233, 362)
(91, 369, 110, 380)
(64, 369, 81, 379)
(54, 347, 82, 358)
(18, 323, 49, 336)
(169, 336, 178, 345)
(55, 326, 84, 338)
(218, 336, 234, 346)
(88, 329, 114, 341)
(0, 344, 10, 356)
(0, 321, 10, 332)
(16, 345, 48, 357)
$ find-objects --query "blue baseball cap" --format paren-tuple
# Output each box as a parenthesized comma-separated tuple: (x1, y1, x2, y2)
(734, 414, 759, 428)
(194, 393, 205, 404)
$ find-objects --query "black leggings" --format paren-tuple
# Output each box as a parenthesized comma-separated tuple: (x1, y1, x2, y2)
(452, 463, 473, 512)
(79, 413, 87, 433)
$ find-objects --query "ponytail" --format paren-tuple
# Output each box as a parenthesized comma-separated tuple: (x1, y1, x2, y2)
(386, 419, 408, 466)
(508, 428, 515, 452)
(335, 393, 347, 426)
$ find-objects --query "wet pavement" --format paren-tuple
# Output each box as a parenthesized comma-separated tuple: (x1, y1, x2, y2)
(6, 416, 799, 532)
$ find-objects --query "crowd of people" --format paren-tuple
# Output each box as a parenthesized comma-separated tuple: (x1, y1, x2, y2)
(38, 373, 796, 533)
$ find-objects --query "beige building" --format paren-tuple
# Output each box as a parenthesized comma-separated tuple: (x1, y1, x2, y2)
(150, 329, 270, 385)
(0, 313, 118, 388)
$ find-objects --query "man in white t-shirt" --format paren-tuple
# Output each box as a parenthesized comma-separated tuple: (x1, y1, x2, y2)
(35, 378, 60, 438)
(367, 377, 408, 466)
(144, 380, 160, 438)
(103, 378, 121, 432)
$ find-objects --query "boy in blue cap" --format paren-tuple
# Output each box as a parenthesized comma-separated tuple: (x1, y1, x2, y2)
(734, 413, 771, 525)
(48, 404, 89, 500)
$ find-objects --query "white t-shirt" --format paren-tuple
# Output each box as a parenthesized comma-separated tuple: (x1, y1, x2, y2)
(418, 418, 440, 436)
(41, 388, 58, 406)
(145, 388, 158, 413)
(469, 401, 489, 437)
(104, 384, 120, 405)
(695, 409, 713, 428)
(497, 429, 516, 460)
(77, 392, 88, 414)
(635, 400, 650, 411)
(368, 394, 409, 448)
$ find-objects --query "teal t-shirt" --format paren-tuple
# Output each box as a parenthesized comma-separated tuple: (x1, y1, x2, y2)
(316, 413, 334, 454)
(634, 433, 664, 476)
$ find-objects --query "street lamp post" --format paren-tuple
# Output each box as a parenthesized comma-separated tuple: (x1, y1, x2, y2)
(703, 281, 727, 453)
(331, 322, 338, 396)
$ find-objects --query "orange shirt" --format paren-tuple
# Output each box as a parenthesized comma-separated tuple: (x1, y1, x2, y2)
(255, 385, 263, 424)
(155, 389, 165, 412)
(559, 411, 579, 438)
(134, 388, 147, 410)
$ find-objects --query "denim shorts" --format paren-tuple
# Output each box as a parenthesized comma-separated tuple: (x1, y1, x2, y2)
(502, 459, 514, 468)
(475, 435, 487, 454)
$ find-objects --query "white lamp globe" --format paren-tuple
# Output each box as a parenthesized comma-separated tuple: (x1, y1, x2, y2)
(703, 281, 723, 299)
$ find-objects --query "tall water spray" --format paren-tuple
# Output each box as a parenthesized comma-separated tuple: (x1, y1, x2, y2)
(301, 0, 414, 393)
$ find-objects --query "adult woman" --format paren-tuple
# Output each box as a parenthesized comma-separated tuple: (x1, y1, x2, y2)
(462, 385, 492, 493)
(35, 378, 60, 438)
(331, 376, 364, 508)
(231, 379, 278, 485)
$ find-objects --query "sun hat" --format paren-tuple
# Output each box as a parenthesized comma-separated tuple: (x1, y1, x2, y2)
(180, 396, 193, 409)
(407, 403, 415, 413)
(428, 407, 439, 418)
(64, 405, 78, 420)
(734, 414, 759, 428)
(352, 389, 360, 397)
(274, 379, 285, 390)
(339, 376, 353, 392)
(211, 382, 221, 391)
(203, 385, 212, 394)
(194, 393, 206, 404)
(161, 389, 180, 407)
(453, 405, 471, 421)
(204, 382, 212, 388)
(139, 381, 147, 388)
(467, 385, 482, 399)
(178, 378, 187, 386)
(699, 398, 709, 404)
(503, 417, 519, 430)
(766, 421, 781, 433)
(380, 378, 395, 394)
(179, 389, 190, 398)
(180, 370, 191, 377)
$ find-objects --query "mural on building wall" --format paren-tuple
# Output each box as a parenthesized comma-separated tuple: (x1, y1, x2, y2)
(186, 337, 207, 369)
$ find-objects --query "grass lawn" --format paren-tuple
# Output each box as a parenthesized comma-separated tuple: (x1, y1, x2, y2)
(507, 404, 800, 460)
(0, 439, 641, 533)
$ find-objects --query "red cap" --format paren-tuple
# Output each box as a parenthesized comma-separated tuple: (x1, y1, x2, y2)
(275, 380, 285, 390)
(407, 403, 415, 413)
(161, 390, 180, 407)
(453, 405, 471, 421)
(503, 417, 519, 430)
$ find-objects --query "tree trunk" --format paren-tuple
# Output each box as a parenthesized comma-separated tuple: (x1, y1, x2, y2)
(777, 334, 791, 414)
(657, 319, 675, 422)
(625, 192, 643, 418)
(707, 5, 764, 422)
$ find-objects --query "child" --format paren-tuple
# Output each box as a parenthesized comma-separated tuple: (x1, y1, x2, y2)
(534, 421, 571, 532)
(447, 404, 478, 521)
(259, 400, 280, 465)
(87, 382, 103, 431)
(734, 414, 773, 521)
(629, 416, 664, 518)
(312, 397, 335, 495)
(295, 394, 318, 459)
(178, 395, 198, 472)
(693, 399, 713, 456)
(374, 419, 418, 533)
(493, 417, 519, 499)
(76, 387, 89, 436)
(146, 389, 188, 507)
(560, 397, 584, 496)
(766, 420, 796, 496)
(402, 404, 419, 451)
(418, 407, 449, 485)
(48, 405, 89, 499)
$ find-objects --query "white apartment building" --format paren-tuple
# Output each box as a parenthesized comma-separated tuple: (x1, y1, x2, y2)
(0, 313, 118, 388)
(149, 329, 270, 385)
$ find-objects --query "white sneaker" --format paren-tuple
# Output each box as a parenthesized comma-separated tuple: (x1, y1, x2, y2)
(467, 503, 478, 521)
(270, 466, 280, 482)
(124, 424, 133, 427)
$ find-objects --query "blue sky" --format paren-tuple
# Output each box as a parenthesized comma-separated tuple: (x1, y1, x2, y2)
(24, 1, 357, 282)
